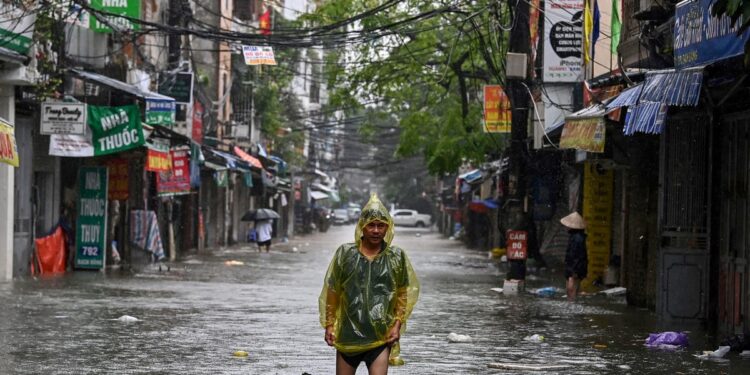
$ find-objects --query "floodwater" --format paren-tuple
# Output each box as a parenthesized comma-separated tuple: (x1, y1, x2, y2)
(1, 224, 748, 374)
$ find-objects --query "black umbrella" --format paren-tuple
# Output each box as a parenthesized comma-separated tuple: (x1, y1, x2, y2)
(241, 208, 280, 221)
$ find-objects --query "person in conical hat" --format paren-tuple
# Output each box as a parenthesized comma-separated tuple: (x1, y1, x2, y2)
(319, 193, 420, 374)
(561, 212, 587, 301)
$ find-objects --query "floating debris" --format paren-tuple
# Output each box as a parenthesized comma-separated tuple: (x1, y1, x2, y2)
(233, 350, 249, 357)
(488, 363, 573, 371)
(447, 333, 472, 343)
(115, 315, 140, 322)
(600, 287, 627, 296)
(224, 260, 245, 266)
(524, 334, 545, 343)
(694, 346, 731, 360)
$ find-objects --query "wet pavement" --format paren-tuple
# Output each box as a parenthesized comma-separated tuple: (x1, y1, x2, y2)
(1, 224, 749, 374)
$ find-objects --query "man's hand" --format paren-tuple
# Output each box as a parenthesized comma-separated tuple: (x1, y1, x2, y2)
(325, 325, 336, 346)
(386, 320, 402, 345)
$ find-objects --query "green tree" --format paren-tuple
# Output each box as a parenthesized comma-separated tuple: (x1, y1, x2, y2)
(305, 0, 511, 175)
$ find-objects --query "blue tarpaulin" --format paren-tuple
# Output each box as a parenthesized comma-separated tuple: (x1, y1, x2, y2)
(607, 68, 703, 135)
(458, 169, 483, 184)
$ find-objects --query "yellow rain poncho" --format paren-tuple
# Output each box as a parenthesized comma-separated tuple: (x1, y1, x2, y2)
(319, 194, 420, 364)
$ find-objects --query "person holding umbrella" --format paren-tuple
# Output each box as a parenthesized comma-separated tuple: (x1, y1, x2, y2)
(255, 219, 273, 252)
(241, 208, 280, 252)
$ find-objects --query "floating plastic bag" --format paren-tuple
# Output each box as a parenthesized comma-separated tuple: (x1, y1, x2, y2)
(694, 346, 731, 360)
(33, 226, 68, 275)
(534, 287, 558, 297)
(523, 334, 545, 343)
(447, 333, 472, 343)
(645, 331, 688, 349)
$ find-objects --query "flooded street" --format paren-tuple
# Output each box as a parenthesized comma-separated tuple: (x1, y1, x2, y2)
(1, 225, 748, 374)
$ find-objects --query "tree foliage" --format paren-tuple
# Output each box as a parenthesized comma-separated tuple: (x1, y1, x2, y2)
(305, 0, 511, 175)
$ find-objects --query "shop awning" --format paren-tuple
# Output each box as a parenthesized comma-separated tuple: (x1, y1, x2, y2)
(203, 161, 227, 171)
(69, 68, 176, 102)
(311, 182, 333, 193)
(607, 85, 643, 109)
(605, 68, 703, 136)
(623, 102, 667, 135)
(210, 149, 253, 172)
(608, 68, 703, 109)
(0, 46, 28, 65)
(640, 69, 703, 106)
(310, 190, 329, 200)
(469, 199, 499, 213)
(233, 146, 263, 170)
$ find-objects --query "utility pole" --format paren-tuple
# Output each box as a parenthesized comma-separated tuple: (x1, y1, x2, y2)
(505, 0, 531, 281)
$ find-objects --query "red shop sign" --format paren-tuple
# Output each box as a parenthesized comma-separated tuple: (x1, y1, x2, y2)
(506, 230, 528, 260)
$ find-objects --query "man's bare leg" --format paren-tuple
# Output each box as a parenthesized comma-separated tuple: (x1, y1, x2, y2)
(566, 276, 579, 301)
(367, 347, 390, 375)
(336, 352, 357, 375)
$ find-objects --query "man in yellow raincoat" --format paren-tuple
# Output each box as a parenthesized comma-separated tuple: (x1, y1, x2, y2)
(320, 194, 419, 374)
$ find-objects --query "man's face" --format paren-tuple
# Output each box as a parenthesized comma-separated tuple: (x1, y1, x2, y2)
(362, 220, 388, 246)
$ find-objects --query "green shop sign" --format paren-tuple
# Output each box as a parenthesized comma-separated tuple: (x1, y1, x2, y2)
(0, 3, 35, 54)
(88, 104, 144, 156)
(89, 0, 141, 33)
(75, 167, 108, 270)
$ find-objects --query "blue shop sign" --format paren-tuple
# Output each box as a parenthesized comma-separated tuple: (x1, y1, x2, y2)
(674, 0, 750, 69)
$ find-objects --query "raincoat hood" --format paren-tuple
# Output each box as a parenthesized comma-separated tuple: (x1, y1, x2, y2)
(355, 193, 395, 247)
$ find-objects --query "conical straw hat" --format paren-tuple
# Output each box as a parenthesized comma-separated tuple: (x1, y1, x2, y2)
(560, 212, 586, 229)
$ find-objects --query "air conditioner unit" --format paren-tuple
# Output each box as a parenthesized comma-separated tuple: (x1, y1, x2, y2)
(506, 53, 528, 79)
(233, 124, 250, 139)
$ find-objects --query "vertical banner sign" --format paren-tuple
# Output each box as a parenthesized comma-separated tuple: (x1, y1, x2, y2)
(0, 2, 35, 54)
(75, 167, 108, 269)
(0, 119, 19, 167)
(157, 150, 191, 196)
(89, 0, 141, 33)
(581, 161, 613, 291)
(145, 98, 176, 126)
(106, 158, 129, 200)
(483, 85, 512, 133)
(506, 230, 528, 260)
(543, 0, 584, 82)
(192, 100, 204, 144)
(88, 104, 144, 156)
(529, 0, 541, 79)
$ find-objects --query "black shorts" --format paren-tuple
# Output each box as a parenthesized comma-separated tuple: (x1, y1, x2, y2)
(257, 239, 271, 247)
(340, 345, 389, 369)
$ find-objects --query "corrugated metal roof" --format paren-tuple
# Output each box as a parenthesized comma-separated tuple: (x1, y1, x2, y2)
(623, 102, 668, 135)
(607, 85, 643, 109)
(641, 69, 703, 106)
(607, 68, 703, 110)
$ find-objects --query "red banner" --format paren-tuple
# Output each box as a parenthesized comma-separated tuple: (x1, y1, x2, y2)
(107, 158, 129, 200)
(146, 148, 171, 172)
(506, 230, 528, 260)
(192, 100, 203, 144)
(259, 9, 272, 35)
(157, 150, 191, 196)
(483, 85, 512, 133)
